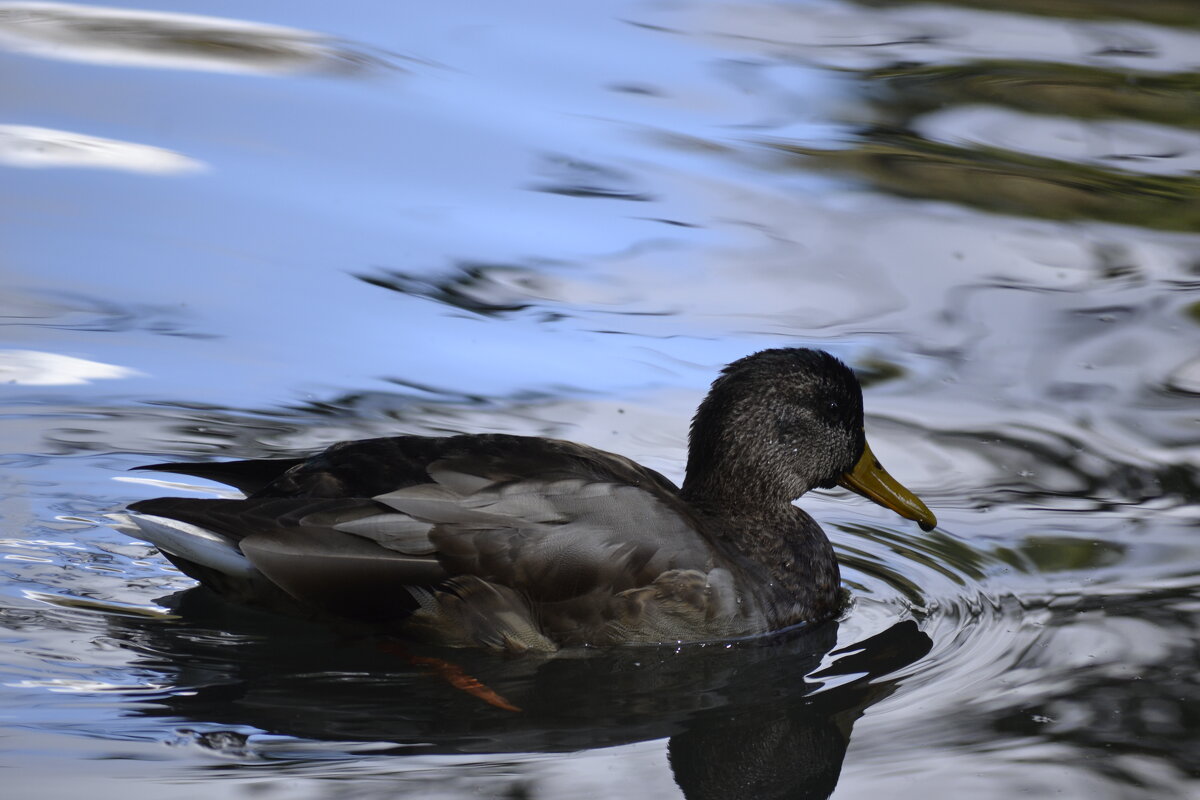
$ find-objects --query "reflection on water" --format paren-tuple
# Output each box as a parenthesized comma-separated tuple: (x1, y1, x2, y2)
(0, 124, 206, 172)
(849, 0, 1200, 28)
(0, 0, 1198, 798)
(107, 589, 920, 732)
(865, 61, 1200, 129)
(0, 348, 141, 385)
(772, 129, 1200, 231)
(0, 1, 391, 74)
(86, 587, 931, 799)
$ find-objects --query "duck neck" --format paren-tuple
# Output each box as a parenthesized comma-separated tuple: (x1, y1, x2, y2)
(682, 453, 841, 625)
(680, 456, 823, 564)
(680, 386, 817, 515)
(682, 480, 842, 625)
(680, 429, 809, 514)
(680, 465, 788, 516)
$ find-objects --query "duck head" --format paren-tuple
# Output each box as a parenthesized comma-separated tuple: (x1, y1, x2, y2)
(682, 348, 936, 531)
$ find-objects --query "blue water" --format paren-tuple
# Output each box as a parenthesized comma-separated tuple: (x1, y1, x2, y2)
(2, 2, 1198, 798)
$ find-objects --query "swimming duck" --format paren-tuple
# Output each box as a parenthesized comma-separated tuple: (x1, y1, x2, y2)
(125, 348, 935, 652)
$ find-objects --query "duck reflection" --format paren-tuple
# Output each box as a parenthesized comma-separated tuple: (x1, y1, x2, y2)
(669, 622, 930, 800)
(106, 589, 930, 799)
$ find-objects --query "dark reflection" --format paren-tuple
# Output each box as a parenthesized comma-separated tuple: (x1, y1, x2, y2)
(530, 153, 654, 201)
(847, 0, 1200, 28)
(107, 589, 930, 798)
(770, 129, 1200, 231)
(995, 535, 1125, 573)
(355, 262, 539, 317)
(1, 290, 217, 338)
(670, 623, 931, 800)
(991, 587, 1200, 785)
(1186, 302, 1200, 325)
(865, 61, 1200, 129)
(852, 357, 907, 389)
(930, 420, 1200, 511)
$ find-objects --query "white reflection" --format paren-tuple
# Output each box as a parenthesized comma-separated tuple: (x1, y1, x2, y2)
(0, 124, 205, 172)
(0, 349, 142, 385)
(6, 678, 172, 692)
(687, 2, 1200, 75)
(913, 106, 1200, 177)
(0, 1, 376, 75)
(1167, 355, 1200, 394)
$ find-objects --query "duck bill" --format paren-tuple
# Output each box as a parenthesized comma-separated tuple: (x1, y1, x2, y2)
(837, 441, 937, 531)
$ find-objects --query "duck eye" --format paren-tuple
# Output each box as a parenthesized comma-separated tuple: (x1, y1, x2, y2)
(818, 400, 844, 426)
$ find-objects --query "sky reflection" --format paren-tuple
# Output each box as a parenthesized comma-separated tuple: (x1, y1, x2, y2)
(0, 1, 1197, 798)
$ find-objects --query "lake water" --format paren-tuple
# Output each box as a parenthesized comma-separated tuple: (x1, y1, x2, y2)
(1, 1, 1198, 798)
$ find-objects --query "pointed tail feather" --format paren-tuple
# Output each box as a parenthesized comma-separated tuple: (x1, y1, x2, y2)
(122, 512, 258, 578)
(131, 457, 305, 495)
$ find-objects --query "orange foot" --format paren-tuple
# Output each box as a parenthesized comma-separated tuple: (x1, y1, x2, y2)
(378, 640, 522, 712)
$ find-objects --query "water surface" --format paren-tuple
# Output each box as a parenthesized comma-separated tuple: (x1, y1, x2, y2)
(1, 1, 1198, 798)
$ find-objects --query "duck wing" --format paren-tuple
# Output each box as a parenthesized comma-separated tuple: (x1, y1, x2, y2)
(130, 435, 726, 642)
(245, 433, 683, 500)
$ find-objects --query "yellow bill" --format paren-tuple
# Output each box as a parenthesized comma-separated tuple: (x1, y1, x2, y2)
(837, 440, 937, 531)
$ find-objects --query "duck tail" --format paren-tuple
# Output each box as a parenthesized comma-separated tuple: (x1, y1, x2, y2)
(119, 512, 258, 578)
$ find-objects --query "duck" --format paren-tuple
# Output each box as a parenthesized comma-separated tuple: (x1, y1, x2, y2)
(123, 348, 935, 652)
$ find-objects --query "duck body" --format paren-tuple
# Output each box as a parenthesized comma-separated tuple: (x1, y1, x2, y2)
(126, 349, 935, 652)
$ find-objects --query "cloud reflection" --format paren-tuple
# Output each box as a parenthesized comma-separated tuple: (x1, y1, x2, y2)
(0, 124, 204, 173)
(0, 349, 141, 385)
(0, 2, 386, 75)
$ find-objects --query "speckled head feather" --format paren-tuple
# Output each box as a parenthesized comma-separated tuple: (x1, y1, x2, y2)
(682, 348, 866, 505)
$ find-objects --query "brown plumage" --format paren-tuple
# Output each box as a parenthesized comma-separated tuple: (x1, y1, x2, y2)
(125, 348, 935, 652)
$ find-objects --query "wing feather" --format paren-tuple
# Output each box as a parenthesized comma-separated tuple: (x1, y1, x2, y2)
(371, 467, 714, 603)
(123, 434, 740, 644)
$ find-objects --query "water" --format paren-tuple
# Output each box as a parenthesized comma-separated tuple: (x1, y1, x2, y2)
(1, 1, 1197, 798)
